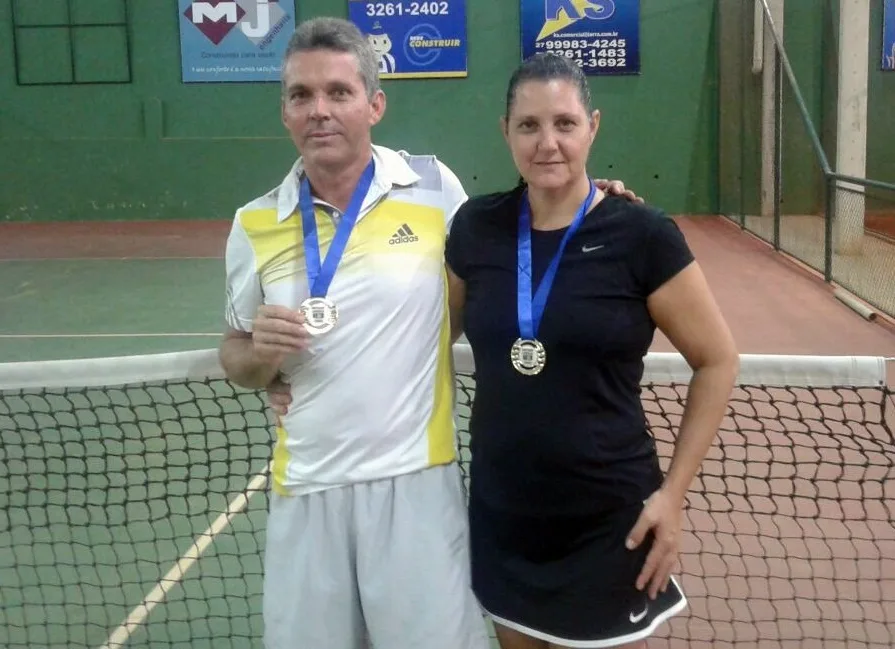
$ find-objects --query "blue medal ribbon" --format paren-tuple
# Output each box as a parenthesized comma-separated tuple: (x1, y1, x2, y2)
(517, 181, 596, 340)
(298, 159, 375, 298)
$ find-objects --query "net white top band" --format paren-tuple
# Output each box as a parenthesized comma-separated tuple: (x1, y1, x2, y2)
(0, 344, 887, 391)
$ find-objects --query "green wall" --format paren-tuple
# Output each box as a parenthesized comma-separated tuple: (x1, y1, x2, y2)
(717, 0, 895, 218)
(0, 0, 720, 222)
(717, 0, 829, 218)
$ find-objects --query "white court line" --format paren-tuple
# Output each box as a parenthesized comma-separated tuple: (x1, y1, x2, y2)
(97, 463, 272, 649)
(0, 333, 219, 339)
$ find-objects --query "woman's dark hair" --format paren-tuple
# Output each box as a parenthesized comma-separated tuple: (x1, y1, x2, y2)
(505, 53, 592, 118)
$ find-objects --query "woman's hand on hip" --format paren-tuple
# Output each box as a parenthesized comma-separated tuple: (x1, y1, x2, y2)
(625, 489, 684, 600)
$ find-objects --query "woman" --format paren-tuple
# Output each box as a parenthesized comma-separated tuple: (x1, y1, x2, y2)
(444, 53, 739, 649)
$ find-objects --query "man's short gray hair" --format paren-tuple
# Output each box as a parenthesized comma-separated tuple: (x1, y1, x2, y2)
(282, 17, 380, 98)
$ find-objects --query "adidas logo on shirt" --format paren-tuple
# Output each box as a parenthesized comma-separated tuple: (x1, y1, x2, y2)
(389, 224, 419, 245)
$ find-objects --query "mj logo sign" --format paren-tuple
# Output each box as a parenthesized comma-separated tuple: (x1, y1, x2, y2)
(178, 0, 295, 82)
(184, 0, 287, 45)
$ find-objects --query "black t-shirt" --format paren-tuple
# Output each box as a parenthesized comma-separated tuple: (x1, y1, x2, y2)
(446, 188, 695, 517)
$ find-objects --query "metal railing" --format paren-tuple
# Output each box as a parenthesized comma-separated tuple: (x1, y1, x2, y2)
(720, 0, 895, 319)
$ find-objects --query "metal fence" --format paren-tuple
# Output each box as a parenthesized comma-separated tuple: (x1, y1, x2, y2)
(719, 0, 895, 319)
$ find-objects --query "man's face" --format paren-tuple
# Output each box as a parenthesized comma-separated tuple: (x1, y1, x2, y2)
(281, 49, 386, 171)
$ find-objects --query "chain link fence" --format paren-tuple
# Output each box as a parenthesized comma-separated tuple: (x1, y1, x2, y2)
(828, 177, 895, 317)
(719, 0, 895, 319)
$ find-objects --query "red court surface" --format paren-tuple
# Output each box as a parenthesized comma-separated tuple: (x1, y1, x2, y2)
(867, 212, 895, 242)
(661, 217, 895, 357)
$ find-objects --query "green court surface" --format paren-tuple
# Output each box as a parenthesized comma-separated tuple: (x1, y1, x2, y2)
(1, 363, 273, 648)
(0, 258, 500, 648)
(0, 259, 225, 362)
(0, 383, 495, 649)
(1, 259, 261, 648)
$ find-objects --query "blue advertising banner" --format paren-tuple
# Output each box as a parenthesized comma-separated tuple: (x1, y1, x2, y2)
(178, 0, 296, 83)
(348, 1, 467, 79)
(884, 0, 895, 71)
(520, 0, 640, 75)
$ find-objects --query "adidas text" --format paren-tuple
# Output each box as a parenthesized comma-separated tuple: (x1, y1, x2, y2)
(389, 224, 419, 245)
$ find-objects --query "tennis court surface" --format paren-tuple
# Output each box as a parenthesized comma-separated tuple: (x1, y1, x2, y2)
(1, 216, 893, 648)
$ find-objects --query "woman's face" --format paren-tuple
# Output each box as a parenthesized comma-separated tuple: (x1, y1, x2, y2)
(502, 78, 599, 192)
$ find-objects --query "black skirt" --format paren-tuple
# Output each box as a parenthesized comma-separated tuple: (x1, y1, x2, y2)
(469, 497, 687, 647)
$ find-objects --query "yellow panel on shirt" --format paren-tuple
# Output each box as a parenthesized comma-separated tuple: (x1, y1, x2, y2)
(223, 145, 467, 496)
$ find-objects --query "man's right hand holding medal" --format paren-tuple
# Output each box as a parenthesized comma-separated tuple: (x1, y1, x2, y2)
(251, 304, 311, 367)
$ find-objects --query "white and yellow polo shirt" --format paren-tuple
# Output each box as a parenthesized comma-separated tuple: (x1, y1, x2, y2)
(224, 145, 468, 496)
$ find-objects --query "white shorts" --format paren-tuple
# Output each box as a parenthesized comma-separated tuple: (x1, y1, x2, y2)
(262, 462, 491, 649)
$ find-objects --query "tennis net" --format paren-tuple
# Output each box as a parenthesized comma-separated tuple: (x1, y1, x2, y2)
(1, 345, 893, 649)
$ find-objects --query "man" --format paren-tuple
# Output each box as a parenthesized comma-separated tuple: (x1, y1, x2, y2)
(220, 16, 635, 649)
